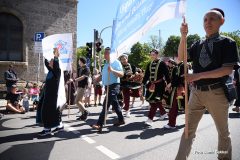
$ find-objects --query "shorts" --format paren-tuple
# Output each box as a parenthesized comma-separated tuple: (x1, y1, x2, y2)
(94, 86, 102, 96)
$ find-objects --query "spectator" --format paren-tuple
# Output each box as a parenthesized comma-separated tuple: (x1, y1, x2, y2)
(5, 85, 25, 114)
(4, 65, 18, 93)
(92, 68, 103, 106)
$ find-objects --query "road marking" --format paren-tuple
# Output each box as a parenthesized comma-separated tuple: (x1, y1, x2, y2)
(81, 135, 96, 144)
(64, 124, 80, 134)
(96, 145, 120, 159)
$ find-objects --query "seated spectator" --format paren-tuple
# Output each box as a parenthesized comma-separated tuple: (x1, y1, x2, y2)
(5, 85, 25, 114)
(29, 83, 40, 110)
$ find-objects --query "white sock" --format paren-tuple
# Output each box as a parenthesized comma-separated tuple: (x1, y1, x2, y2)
(58, 122, 63, 128)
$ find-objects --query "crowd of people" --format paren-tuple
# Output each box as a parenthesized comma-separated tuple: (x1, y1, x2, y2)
(2, 8, 240, 160)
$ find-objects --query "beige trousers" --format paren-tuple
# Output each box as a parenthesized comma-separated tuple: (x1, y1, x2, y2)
(75, 87, 86, 113)
(176, 87, 232, 160)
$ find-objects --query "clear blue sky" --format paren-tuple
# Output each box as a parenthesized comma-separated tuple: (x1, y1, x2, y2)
(77, 0, 240, 48)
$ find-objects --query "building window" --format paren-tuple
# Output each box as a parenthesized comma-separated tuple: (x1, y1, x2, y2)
(0, 13, 23, 61)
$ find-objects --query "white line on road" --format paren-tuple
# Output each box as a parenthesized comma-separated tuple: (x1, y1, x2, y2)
(96, 145, 120, 159)
(81, 135, 96, 144)
(64, 124, 80, 134)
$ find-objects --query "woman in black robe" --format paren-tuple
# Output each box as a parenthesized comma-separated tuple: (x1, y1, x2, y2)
(39, 48, 64, 136)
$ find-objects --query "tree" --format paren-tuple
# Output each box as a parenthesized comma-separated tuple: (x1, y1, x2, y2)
(128, 42, 151, 70)
(148, 35, 163, 51)
(162, 35, 180, 58)
(76, 46, 88, 60)
(187, 34, 201, 47)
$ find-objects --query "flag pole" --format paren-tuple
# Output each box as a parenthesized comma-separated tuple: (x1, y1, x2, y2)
(68, 72, 71, 118)
(104, 73, 110, 126)
(183, 16, 189, 139)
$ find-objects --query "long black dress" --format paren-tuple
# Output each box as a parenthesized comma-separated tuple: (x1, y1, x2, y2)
(41, 58, 62, 128)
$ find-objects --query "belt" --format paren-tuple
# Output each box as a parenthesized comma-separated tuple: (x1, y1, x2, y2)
(195, 83, 222, 91)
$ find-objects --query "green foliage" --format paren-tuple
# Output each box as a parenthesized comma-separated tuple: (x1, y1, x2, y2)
(128, 42, 151, 70)
(76, 46, 88, 60)
(162, 35, 180, 58)
(147, 35, 163, 51)
(187, 34, 201, 47)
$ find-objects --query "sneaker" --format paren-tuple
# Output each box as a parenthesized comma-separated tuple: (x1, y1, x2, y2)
(159, 113, 168, 120)
(79, 110, 89, 121)
(163, 124, 176, 129)
(98, 103, 103, 106)
(125, 111, 131, 118)
(145, 118, 153, 126)
(52, 126, 64, 133)
(113, 121, 125, 126)
(94, 103, 97, 107)
(38, 129, 51, 136)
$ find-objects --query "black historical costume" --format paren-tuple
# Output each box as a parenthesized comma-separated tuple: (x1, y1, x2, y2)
(41, 57, 66, 130)
(143, 57, 170, 121)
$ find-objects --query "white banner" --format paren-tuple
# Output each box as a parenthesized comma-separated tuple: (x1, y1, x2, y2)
(111, 0, 186, 60)
(42, 33, 73, 72)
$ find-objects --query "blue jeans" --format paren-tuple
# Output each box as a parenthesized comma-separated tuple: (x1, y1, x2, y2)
(97, 83, 124, 126)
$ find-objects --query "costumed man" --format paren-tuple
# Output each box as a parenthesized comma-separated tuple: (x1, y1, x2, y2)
(131, 68, 145, 108)
(119, 54, 136, 118)
(163, 59, 177, 108)
(164, 59, 184, 129)
(143, 49, 171, 125)
(38, 48, 66, 136)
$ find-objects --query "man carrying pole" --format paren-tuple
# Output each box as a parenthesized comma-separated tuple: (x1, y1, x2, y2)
(91, 47, 125, 133)
(175, 8, 239, 160)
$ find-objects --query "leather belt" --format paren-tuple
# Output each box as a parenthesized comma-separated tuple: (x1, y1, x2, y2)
(195, 83, 222, 91)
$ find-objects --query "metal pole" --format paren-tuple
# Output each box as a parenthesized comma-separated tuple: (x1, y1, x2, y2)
(37, 52, 40, 83)
(93, 29, 97, 70)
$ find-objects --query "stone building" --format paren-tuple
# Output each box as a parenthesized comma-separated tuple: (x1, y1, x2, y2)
(0, 0, 77, 84)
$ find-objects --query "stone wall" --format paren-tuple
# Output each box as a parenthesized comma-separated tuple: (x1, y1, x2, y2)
(0, 0, 77, 84)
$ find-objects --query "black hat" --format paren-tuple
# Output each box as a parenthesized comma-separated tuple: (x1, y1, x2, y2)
(211, 8, 225, 18)
(79, 57, 87, 64)
(150, 49, 158, 54)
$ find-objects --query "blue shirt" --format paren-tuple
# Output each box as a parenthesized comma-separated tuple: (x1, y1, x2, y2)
(102, 60, 123, 86)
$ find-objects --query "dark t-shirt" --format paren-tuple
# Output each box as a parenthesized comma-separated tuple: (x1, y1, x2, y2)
(188, 33, 239, 86)
(77, 65, 90, 88)
(5, 92, 21, 105)
(4, 69, 17, 87)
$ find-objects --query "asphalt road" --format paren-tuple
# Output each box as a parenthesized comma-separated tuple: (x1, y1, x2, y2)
(0, 98, 240, 160)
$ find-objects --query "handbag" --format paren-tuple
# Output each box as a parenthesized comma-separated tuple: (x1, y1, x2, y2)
(222, 78, 237, 102)
(148, 83, 155, 92)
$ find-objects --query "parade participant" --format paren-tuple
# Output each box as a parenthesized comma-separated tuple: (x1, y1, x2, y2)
(74, 57, 90, 121)
(119, 54, 136, 117)
(4, 64, 18, 93)
(38, 48, 66, 136)
(164, 60, 184, 129)
(175, 8, 239, 160)
(232, 64, 240, 112)
(142, 49, 170, 125)
(91, 47, 125, 132)
(131, 68, 145, 108)
(5, 85, 25, 114)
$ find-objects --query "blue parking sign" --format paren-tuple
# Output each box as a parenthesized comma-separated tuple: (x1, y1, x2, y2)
(34, 32, 45, 42)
